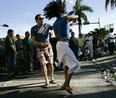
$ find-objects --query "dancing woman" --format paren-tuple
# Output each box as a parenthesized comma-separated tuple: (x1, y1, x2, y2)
(44, 0, 80, 94)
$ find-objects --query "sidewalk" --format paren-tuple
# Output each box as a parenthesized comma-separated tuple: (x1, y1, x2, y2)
(0, 55, 116, 98)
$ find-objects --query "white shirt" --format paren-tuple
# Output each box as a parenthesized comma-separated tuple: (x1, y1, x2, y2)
(107, 32, 115, 43)
(86, 36, 93, 45)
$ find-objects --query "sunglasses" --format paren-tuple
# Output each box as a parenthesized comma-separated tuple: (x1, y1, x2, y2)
(39, 18, 44, 20)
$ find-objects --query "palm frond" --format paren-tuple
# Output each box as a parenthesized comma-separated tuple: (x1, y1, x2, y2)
(105, 0, 110, 9)
(110, 0, 115, 9)
(73, 1, 93, 20)
(80, 5, 93, 12)
(73, 0, 93, 34)
(80, 12, 88, 21)
(105, 0, 116, 11)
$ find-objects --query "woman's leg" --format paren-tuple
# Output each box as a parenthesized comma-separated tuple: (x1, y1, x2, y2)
(64, 66, 73, 94)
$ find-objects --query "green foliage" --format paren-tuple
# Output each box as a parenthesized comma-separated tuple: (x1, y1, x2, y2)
(72, 0, 93, 34)
(91, 28, 109, 38)
(105, 0, 116, 11)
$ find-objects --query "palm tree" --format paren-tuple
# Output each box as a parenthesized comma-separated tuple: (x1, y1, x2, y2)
(93, 28, 109, 38)
(105, 0, 116, 11)
(72, 0, 93, 34)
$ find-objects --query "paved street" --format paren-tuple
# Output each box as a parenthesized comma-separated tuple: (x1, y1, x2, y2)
(0, 55, 116, 98)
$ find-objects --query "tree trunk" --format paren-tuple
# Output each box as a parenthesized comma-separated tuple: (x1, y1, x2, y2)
(78, 18, 82, 34)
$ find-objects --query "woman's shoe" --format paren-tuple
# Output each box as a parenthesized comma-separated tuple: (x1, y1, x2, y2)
(61, 83, 73, 94)
(65, 86, 73, 94)
(61, 83, 73, 90)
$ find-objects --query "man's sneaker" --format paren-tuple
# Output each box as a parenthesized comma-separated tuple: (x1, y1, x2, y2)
(42, 83, 50, 88)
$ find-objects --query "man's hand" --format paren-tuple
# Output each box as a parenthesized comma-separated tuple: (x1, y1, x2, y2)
(41, 42, 49, 48)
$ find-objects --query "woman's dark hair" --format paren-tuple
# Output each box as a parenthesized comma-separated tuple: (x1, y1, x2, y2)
(43, 0, 66, 19)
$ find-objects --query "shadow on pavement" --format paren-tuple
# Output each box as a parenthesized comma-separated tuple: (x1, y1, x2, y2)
(0, 87, 116, 98)
(0, 81, 45, 91)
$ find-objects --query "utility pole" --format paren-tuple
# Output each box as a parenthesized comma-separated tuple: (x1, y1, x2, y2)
(98, 18, 101, 29)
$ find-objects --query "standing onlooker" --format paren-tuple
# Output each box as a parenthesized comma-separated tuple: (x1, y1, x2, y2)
(0, 39, 6, 71)
(31, 14, 57, 88)
(103, 37, 108, 54)
(44, 0, 80, 94)
(4, 29, 17, 78)
(86, 33, 94, 61)
(107, 28, 115, 55)
(92, 33, 98, 59)
(97, 38, 103, 56)
(77, 33, 86, 60)
(23, 31, 32, 72)
(15, 34, 24, 73)
(69, 29, 79, 60)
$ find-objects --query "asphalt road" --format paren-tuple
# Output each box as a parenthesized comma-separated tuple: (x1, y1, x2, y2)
(0, 55, 116, 98)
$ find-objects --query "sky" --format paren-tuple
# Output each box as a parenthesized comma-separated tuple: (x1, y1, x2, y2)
(0, 0, 116, 38)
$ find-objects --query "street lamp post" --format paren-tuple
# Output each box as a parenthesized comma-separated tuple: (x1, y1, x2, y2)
(70, 18, 101, 29)
(0, 24, 9, 27)
(83, 18, 101, 29)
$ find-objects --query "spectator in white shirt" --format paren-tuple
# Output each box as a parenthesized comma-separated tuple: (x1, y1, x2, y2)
(107, 28, 115, 55)
(86, 33, 93, 61)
